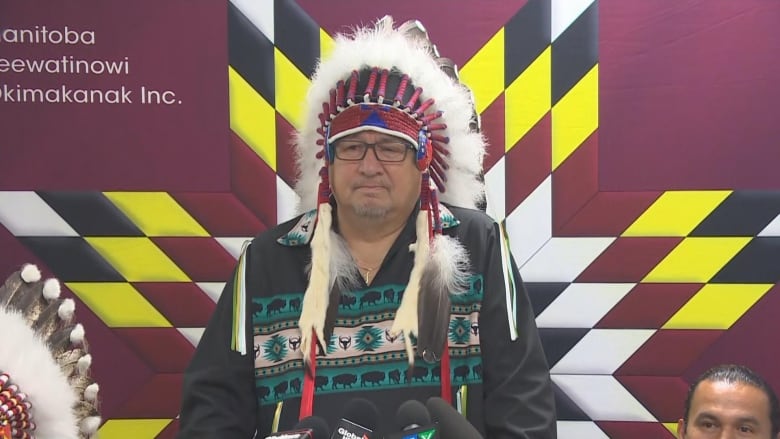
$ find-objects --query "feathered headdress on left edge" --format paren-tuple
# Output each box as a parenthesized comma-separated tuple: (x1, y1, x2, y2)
(0, 264, 100, 439)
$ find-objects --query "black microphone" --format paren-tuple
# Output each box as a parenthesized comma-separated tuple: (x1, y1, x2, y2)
(425, 397, 483, 439)
(395, 399, 431, 431)
(264, 416, 330, 439)
(384, 400, 439, 439)
(330, 398, 379, 439)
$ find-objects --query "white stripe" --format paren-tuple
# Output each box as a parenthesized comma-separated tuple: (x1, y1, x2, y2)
(236, 241, 250, 355)
(497, 220, 518, 340)
(484, 157, 506, 222)
(485, 158, 516, 339)
(758, 213, 780, 236)
(196, 282, 226, 303)
(216, 237, 253, 259)
(556, 421, 609, 439)
(536, 283, 635, 328)
(0, 191, 77, 236)
(553, 374, 657, 422)
(506, 176, 552, 269)
(230, 0, 274, 43)
(552, 0, 595, 42)
(177, 327, 206, 347)
(520, 236, 613, 282)
(551, 329, 655, 374)
(277, 175, 299, 224)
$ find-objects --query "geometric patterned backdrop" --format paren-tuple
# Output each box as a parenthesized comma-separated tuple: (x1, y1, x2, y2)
(1, 1, 779, 438)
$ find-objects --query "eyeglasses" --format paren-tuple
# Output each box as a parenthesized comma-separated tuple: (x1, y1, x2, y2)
(333, 140, 413, 162)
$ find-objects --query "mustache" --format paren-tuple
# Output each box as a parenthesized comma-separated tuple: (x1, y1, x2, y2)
(350, 179, 390, 189)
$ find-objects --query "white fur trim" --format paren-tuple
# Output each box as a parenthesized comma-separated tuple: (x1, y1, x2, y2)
(293, 17, 485, 213)
(0, 309, 80, 438)
(42, 278, 61, 301)
(20, 264, 41, 283)
(298, 203, 333, 361)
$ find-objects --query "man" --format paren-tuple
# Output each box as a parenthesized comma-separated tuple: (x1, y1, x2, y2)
(678, 364, 780, 439)
(178, 17, 556, 438)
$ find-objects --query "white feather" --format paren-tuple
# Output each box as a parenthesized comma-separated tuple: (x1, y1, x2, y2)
(0, 309, 80, 438)
(329, 231, 361, 289)
(70, 323, 85, 345)
(84, 383, 99, 402)
(42, 278, 61, 301)
(80, 416, 101, 434)
(20, 264, 41, 283)
(77, 354, 92, 375)
(430, 234, 471, 294)
(58, 298, 76, 321)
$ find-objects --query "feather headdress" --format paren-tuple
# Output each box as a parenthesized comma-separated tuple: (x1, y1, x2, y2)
(294, 17, 485, 368)
(0, 264, 100, 438)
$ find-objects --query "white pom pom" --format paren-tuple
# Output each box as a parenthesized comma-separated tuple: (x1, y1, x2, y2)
(84, 383, 100, 402)
(70, 324, 85, 345)
(58, 298, 76, 320)
(20, 264, 41, 283)
(42, 278, 61, 300)
(77, 354, 92, 375)
(80, 416, 101, 434)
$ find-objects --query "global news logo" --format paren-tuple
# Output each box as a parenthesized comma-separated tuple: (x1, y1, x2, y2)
(335, 427, 368, 439)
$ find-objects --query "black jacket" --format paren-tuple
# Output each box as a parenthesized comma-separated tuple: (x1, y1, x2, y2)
(178, 204, 556, 438)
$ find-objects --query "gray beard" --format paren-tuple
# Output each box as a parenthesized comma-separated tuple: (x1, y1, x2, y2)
(352, 204, 389, 218)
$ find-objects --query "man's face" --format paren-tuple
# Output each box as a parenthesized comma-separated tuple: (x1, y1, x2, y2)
(678, 380, 776, 439)
(329, 130, 422, 221)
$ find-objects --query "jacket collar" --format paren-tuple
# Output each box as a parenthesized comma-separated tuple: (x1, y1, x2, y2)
(277, 203, 460, 247)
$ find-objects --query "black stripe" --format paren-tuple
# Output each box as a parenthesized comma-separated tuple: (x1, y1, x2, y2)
(274, 0, 320, 78)
(526, 281, 570, 317)
(38, 191, 143, 237)
(551, 0, 598, 105)
(553, 381, 593, 421)
(228, 2, 276, 105)
(20, 237, 125, 282)
(711, 237, 780, 283)
(538, 328, 589, 373)
(691, 191, 780, 236)
(504, 0, 552, 88)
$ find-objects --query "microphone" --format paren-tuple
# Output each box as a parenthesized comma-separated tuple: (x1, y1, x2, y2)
(385, 400, 439, 439)
(395, 399, 431, 431)
(425, 397, 483, 439)
(330, 398, 379, 439)
(264, 416, 330, 439)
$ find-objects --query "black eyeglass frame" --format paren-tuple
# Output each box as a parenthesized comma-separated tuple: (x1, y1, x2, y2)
(331, 139, 415, 163)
